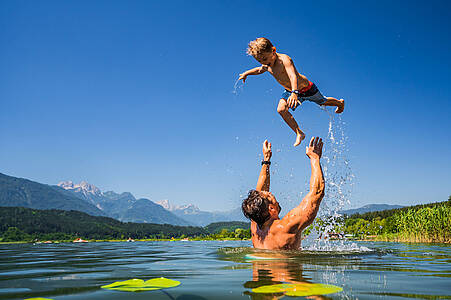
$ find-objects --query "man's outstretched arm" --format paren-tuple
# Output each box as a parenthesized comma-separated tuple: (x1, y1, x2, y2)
(279, 137, 325, 233)
(255, 140, 272, 192)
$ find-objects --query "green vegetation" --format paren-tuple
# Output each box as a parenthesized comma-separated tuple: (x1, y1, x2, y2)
(204, 221, 250, 234)
(200, 227, 251, 240)
(101, 277, 180, 292)
(344, 199, 451, 220)
(341, 198, 451, 243)
(4, 197, 448, 244)
(0, 206, 251, 243)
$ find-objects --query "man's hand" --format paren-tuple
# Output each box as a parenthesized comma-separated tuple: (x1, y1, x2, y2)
(238, 73, 248, 83)
(287, 93, 299, 109)
(262, 140, 272, 161)
(306, 137, 323, 160)
(256, 140, 272, 192)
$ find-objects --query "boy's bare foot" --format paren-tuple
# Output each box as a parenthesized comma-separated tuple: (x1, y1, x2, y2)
(294, 131, 305, 147)
(335, 99, 345, 114)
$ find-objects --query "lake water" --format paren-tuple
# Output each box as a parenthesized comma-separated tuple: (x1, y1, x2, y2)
(0, 241, 450, 299)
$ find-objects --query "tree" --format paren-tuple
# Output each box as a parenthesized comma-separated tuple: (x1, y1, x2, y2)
(219, 229, 231, 238)
(234, 228, 245, 239)
(2, 227, 29, 242)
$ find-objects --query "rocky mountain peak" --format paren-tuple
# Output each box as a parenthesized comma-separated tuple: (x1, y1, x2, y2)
(177, 204, 200, 214)
(79, 181, 102, 195)
(156, 199, 172, 210)
(58, 180, 102, 196)
(58, 181, 75, 189)
(155, 200, 200, 213)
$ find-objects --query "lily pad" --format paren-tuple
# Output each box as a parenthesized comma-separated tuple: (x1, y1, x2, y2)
(252, 282, 342, 297)
(101, 277, 180, 292)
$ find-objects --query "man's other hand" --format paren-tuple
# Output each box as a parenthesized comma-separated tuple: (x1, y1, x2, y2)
(263, 140, 272, 161)
(306, 137, 323, 160)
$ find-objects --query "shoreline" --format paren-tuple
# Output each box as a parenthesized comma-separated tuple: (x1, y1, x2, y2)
(345, 233, 451, 244)
(2, 237, 450, 245)
(0, 238, 251, 245)
(359, 236, 451, 244)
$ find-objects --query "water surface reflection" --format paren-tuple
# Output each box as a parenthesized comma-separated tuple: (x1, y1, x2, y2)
(0, 241, 449, 299)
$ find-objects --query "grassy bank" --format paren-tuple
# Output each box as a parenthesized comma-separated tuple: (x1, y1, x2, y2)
(363, 233, 450, 244)
(342, 198, 451, 243)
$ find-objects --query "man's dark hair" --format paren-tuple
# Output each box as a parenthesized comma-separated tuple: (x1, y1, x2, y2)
(241, 189, 271, 228)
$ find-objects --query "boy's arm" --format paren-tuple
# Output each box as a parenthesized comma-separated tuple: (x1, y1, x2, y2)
(239, 65, 268, 83)
(255, 140, 271, 192)
(278, 137, 325, 233)
(280, 55, 299, 108)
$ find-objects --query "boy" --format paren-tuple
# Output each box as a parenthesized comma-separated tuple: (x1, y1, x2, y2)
(239, 38, 345, 146)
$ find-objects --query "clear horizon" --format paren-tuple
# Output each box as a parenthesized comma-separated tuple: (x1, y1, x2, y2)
(1, 0, 450, 212)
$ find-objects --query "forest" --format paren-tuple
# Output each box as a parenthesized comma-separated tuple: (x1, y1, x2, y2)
(0, 206, 251, 242)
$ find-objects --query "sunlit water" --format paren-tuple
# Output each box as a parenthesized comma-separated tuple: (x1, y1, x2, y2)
(1, 241, 450, 299)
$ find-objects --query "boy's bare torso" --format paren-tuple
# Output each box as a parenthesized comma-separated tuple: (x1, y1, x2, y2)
(264, 53, 310, 91)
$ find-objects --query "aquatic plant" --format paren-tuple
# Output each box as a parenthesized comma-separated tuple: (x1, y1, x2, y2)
(252, 282, 342, 296)
(101, 277, 180, 292)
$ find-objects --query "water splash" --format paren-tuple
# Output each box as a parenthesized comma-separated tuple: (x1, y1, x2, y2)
(303, 241, 372, 253)
(322, 111, 354, 218)
(232, 79, 244, 96)
(305, 108, 355, 250)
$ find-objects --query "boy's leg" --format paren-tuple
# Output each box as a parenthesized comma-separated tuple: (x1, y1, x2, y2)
(277, 99, 305, 147)
(322, 97, 345, 113)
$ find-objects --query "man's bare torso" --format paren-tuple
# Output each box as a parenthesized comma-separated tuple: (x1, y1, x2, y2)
(251, 220, 303, 250)
(265, 53, 310, 91)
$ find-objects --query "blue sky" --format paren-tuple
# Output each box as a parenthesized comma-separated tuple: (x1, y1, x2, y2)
(1, 0, 450, 212)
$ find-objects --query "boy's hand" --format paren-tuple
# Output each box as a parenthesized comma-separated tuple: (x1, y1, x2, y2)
(238, 73, 247, 83)
(287, 93, 299, 109)
(262, 140, 272, 161)
(306, 137, 323, 160)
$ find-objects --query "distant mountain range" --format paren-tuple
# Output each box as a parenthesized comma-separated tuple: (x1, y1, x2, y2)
(0, 173, 247, 226)
(56, 181, 246, 226)
(0, 173, 105, 217)
(156, 199, 247, 226)
(339, 204, 405, 215)
(55, 181, 190, 226)
(1, 172, 405, 227)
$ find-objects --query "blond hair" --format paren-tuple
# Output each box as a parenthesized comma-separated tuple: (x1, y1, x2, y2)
(246, 37, 274, 58)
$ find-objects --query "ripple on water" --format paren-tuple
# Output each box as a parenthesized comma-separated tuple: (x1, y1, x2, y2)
(0, 241, 450, 299)
(0, 268, 63, 276)
(0, 288, 31, 293)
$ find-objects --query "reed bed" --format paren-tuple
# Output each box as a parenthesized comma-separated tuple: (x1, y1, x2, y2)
(390, 205, 451, 243)
(343, 200, 451, 243)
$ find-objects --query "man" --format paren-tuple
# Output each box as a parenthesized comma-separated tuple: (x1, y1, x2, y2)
(242, 137, 325, 250)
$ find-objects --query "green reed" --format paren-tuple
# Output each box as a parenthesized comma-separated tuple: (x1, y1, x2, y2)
(390, 204, 451, 243)
(342, 200, 451, 243)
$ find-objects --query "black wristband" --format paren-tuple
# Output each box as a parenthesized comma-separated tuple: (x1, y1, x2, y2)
(261, 160, 271, 166)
